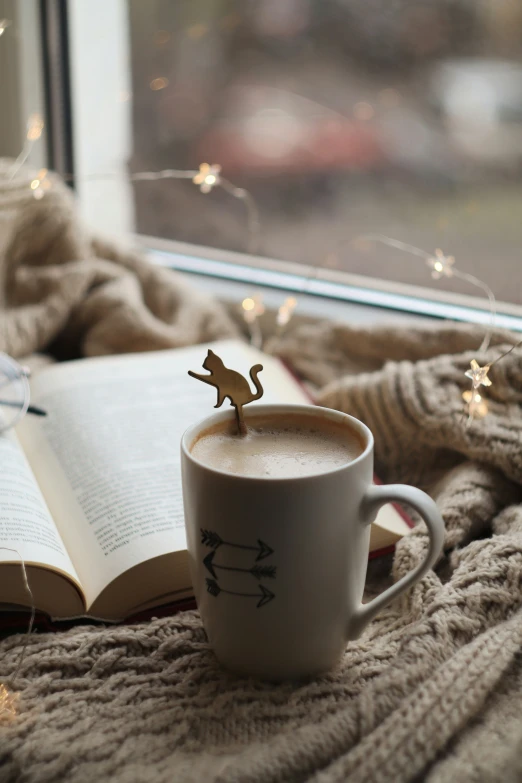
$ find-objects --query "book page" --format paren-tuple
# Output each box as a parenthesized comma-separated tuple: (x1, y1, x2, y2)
(369, 506, 411, 551)
(17, 340, 305, 610)
(0, 430, 81, 589)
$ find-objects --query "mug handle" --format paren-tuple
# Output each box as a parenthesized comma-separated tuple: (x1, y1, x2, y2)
(350, 484, 445, 639)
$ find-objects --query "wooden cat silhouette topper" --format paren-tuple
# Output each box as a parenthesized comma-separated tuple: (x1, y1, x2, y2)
(188, 350, 264, 435)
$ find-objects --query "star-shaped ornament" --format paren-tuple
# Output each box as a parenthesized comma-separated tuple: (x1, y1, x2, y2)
(193, 163, 221, 194)
(465, 359, 492, 389)
(426, 249, 455, 279)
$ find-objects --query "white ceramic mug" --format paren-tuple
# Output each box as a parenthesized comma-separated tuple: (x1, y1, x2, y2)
(181, 404, 444, 680)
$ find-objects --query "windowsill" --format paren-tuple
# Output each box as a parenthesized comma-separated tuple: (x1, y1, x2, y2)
(143, 236, 522, 333)
(175, 266, 432, 328)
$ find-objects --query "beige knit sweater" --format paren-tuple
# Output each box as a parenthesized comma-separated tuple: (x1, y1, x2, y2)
(1, 162, 521, 783)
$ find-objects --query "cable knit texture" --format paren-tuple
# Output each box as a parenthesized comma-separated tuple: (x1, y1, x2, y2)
(1, 163, 522, 783)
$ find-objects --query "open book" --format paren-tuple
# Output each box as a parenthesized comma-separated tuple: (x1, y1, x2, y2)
(0, 340, 411, 622)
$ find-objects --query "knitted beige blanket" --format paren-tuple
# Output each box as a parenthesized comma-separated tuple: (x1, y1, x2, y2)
(1, 165, 522, 783)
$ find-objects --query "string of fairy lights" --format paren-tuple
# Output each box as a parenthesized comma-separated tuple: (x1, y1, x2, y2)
(355, 236, 522, 423)
(5, 158, 261, 252)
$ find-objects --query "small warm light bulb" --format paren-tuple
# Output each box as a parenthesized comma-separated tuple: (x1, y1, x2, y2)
(193, 163, 221, 193)
(150, 77, 169, 91)
(0, 19, 11, 36)
(30, 169, 50, 200)
(277, 296, 298, 327)
(26, 113, 44, 141)
(0, 683, 18, 723)
(241, 294, 265, 324)
(427, 249, 455, 280)
(462, 389, 488, 421)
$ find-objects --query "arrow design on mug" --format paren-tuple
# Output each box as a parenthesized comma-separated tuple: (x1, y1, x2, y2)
(206, 578, 275, 608)
(200, 529, 274, 561)
(203, 551, 276, 581)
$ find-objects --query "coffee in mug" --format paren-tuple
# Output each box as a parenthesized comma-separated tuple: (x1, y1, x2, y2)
(190, 412, 365, 478)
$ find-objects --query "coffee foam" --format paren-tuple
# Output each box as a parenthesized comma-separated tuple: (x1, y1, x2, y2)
(190, 412, 365, 478)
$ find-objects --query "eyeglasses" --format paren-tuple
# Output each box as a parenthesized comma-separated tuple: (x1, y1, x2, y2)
(0, 353, 47, 434)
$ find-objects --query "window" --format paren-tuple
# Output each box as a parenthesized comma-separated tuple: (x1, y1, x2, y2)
(3, 0, 522, 323)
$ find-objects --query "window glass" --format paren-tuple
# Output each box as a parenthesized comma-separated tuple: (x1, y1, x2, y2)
(97, 2, 522, 307)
